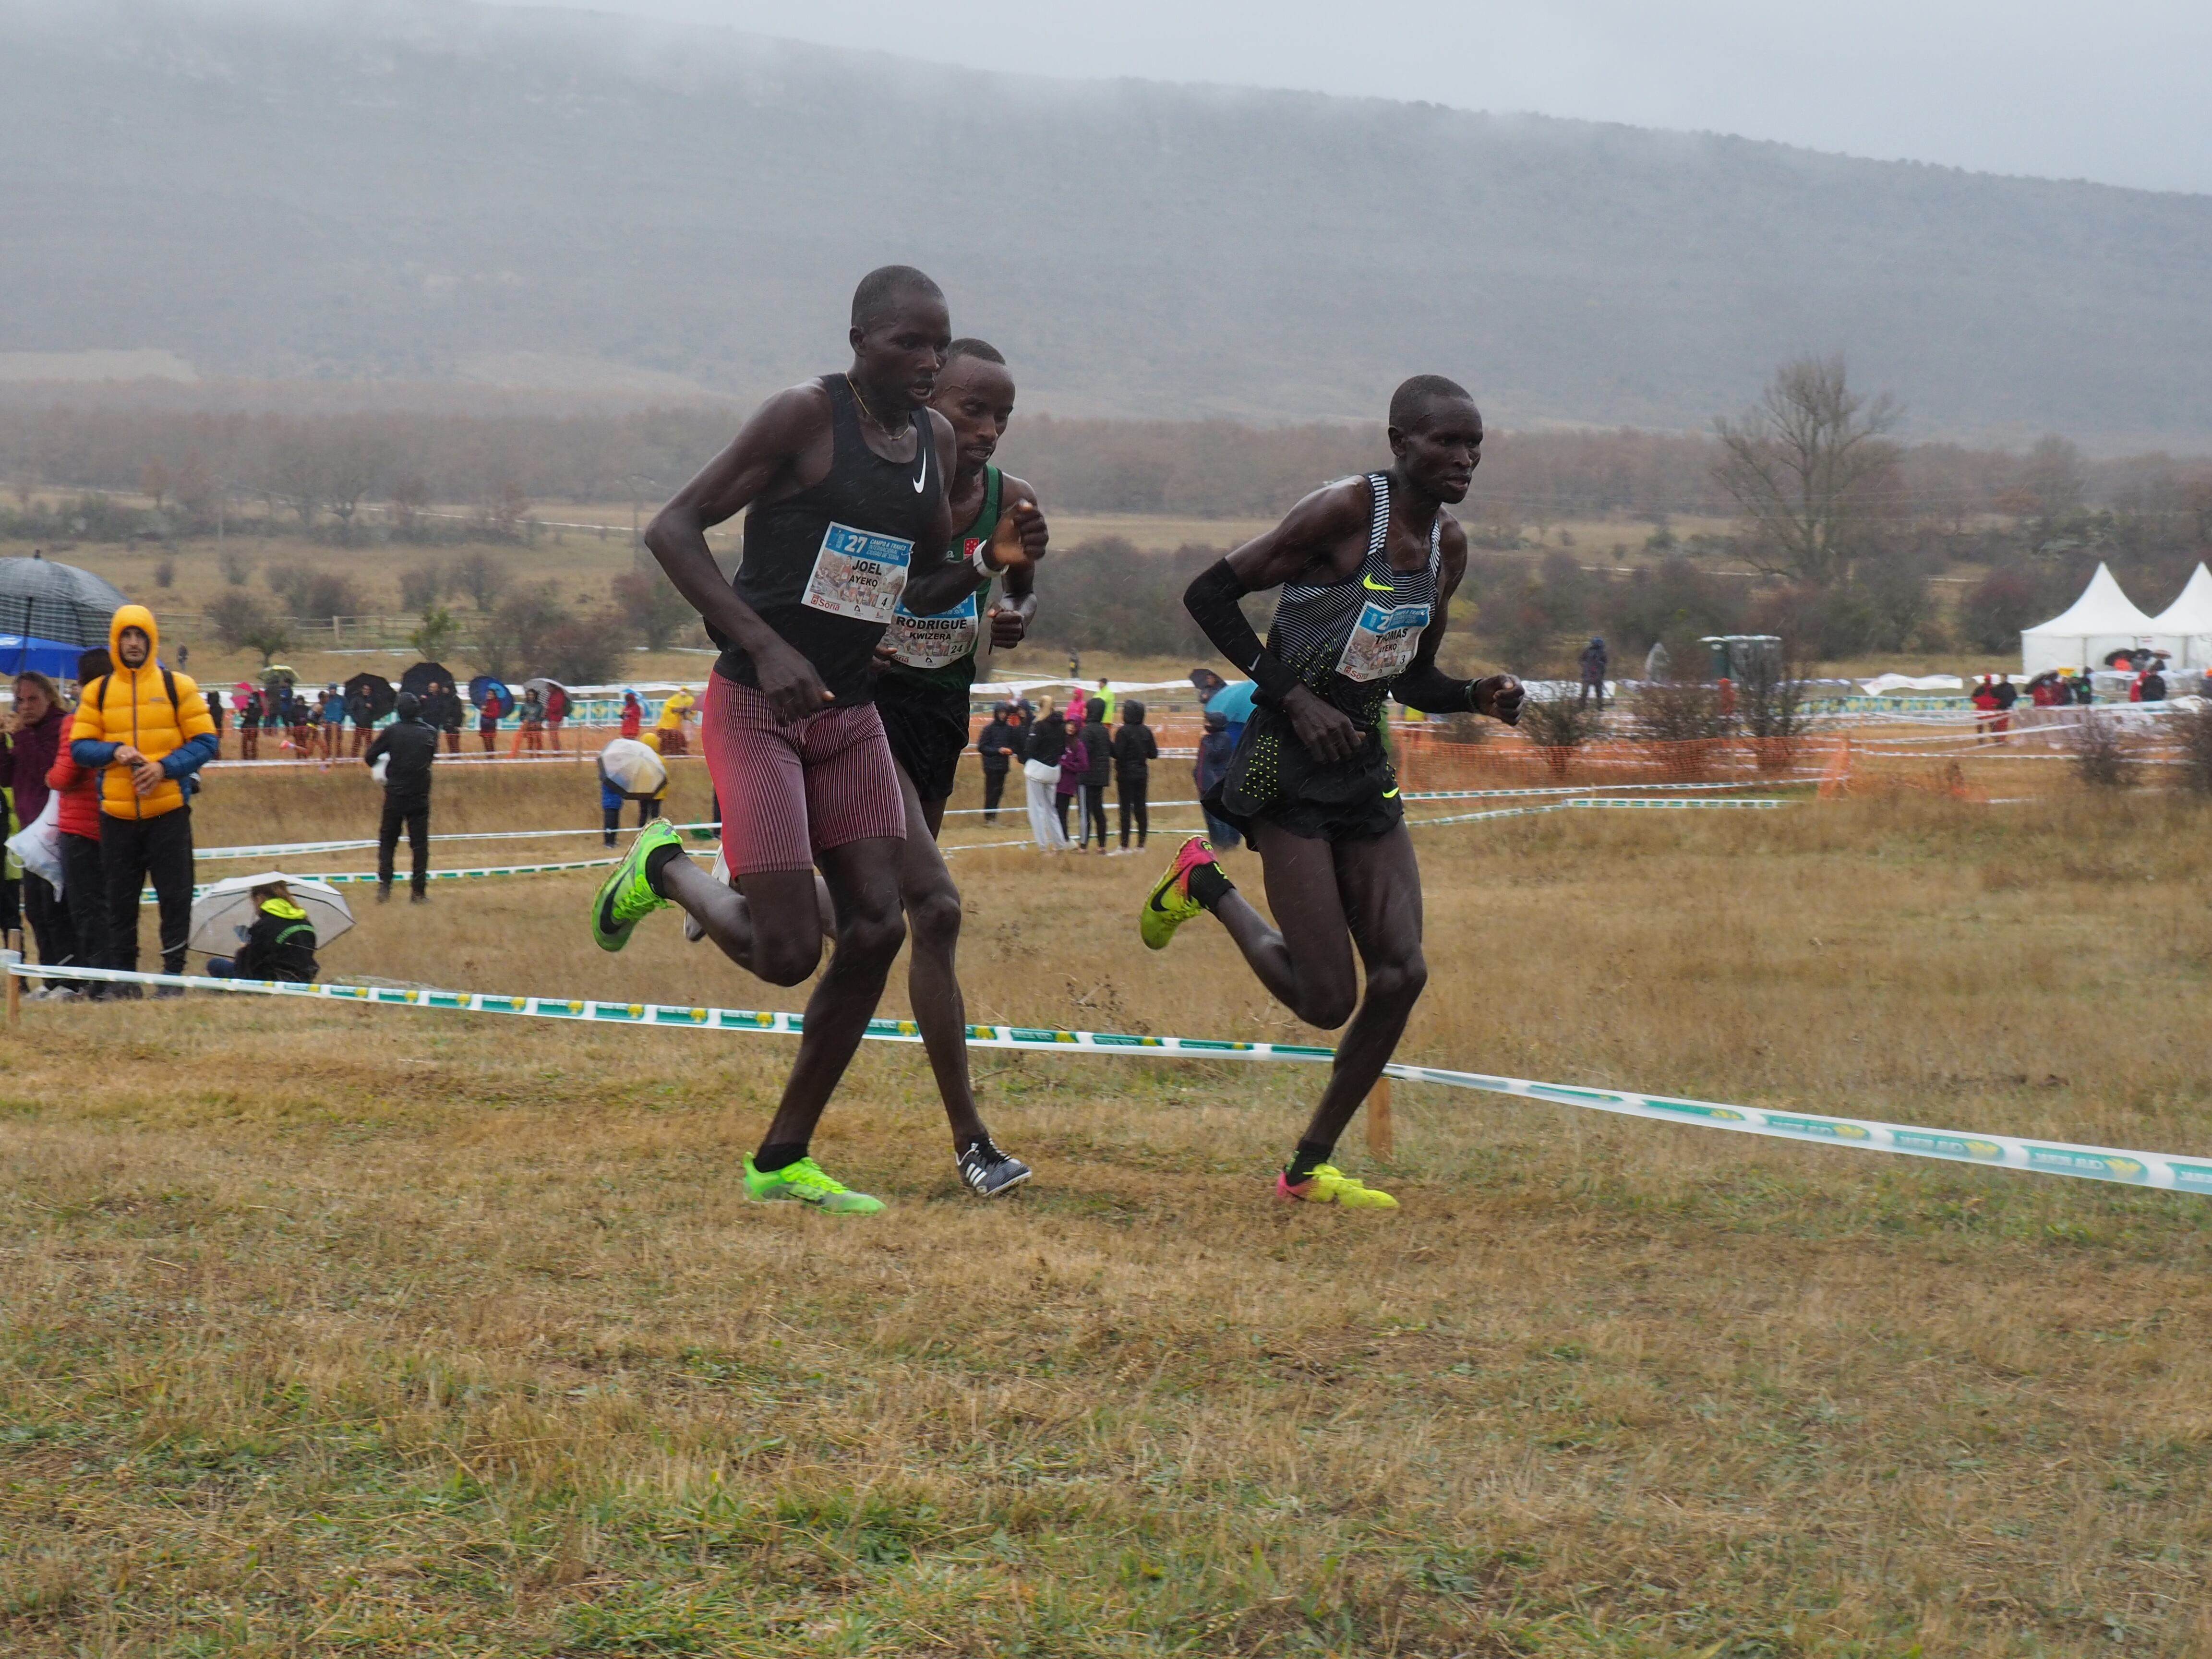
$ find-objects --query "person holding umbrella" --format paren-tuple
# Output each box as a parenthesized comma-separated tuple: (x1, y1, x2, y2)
(363, 692, 438, 903)
(472, 678, 508, 754)
(205, 879, 319, 983)
(517, 685, 547, 754)
(429, 680, 462, 754)
(344, 677, 373, 756)
(597, 736, 668, 846)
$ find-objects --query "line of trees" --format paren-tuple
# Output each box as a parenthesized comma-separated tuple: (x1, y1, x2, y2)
(5, 361, 2210, 673)
(3, 397, 2207, 540)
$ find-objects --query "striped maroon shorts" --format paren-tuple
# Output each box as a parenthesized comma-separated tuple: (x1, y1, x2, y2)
(702, 673, 907, 875)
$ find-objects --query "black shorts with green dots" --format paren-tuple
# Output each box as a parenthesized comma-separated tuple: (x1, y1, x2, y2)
(1203, 699, 1404, 844)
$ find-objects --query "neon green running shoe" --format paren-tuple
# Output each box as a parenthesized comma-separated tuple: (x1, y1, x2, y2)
(590, 818, 680, 951)
(1277, 1165, 1399, 1210)
(1140, 833, 1219, 950)
(743, 1155, 885, 1214)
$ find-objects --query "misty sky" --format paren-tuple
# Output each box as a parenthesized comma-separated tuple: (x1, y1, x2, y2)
(470, 0, 2212, 196)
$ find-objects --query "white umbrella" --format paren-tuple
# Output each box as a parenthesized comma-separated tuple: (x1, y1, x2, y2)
(189, 871, 355, 955)
(598, 736, 667, 796)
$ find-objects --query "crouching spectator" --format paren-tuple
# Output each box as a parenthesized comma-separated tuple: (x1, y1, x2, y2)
(206, 880, 318, 983)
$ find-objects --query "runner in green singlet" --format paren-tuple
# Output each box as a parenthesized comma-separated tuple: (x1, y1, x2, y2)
(874, 338, 1045, 1196)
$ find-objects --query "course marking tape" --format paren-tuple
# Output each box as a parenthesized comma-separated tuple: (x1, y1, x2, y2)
(197, 823, 723, 861)
(1409, 797, 1789, 827)
(180, 801, 1790, 887)
(146, 851, 723, 901)
(15, 962, 2206, 1197)
(930, 779, 1801, 817)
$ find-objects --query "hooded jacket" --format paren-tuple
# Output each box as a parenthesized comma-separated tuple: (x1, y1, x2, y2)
(232, 896, 319, 983)
(0, 703, 68, 827)
(1111, 717, 1159, 781)
(68, 605, 219, 820)
(364, 710, 440, 798)
(1080, 718, 1113, 788)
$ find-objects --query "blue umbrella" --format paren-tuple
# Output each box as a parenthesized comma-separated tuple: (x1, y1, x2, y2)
(0, 632, 90, 680)
(468, 674, 512, 716)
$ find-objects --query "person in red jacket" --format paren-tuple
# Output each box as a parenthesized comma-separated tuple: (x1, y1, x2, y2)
(0, 670, 76, 985)
(38, 649, 115, 993)
(1971, 674, 1999, 744)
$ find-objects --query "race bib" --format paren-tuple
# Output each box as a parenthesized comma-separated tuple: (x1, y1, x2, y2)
(885, 589, 980, 669)
(803, 521, 912, 624)
(1336, 599, 1431, 682)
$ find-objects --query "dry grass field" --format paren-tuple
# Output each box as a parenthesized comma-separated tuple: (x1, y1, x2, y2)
(6, 761, 2212, 1656)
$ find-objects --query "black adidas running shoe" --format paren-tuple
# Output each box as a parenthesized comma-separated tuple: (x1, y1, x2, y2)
(957, 1139, 1033, 1198)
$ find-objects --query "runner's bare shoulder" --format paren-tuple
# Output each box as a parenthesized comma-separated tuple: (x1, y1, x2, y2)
(713, 379, 840, 506)
(1229, 476, 1372, 588)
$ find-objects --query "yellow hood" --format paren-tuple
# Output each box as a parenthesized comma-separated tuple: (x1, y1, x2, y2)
(108, 603, 158, 667)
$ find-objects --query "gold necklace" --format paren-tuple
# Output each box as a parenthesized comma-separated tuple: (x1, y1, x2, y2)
(844, 373, 902, 437)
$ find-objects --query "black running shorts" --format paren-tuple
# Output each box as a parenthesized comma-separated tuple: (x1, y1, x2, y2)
(1205, 699, 1403, 843)
(875, 679, 973, 804)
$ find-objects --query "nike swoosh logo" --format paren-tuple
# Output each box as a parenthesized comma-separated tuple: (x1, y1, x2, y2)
(913, 448, 929, 493)
(1382, 787, 1400, 799)
(1362, 573, 1392, 591)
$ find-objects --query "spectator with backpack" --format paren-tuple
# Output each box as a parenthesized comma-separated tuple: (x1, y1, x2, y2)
(68, 607, 217, 991)
(206, 880, 319, 983)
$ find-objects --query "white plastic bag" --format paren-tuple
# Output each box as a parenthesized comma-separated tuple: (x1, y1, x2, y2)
(6, 789, 64, 893)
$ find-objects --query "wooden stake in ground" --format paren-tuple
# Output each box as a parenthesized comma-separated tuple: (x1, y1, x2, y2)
(4, 946, 20, 1030)
(1365, 1076, 1393, 1160)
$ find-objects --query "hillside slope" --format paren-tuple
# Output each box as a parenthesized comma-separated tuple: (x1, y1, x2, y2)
(4, 0, 2209, 444)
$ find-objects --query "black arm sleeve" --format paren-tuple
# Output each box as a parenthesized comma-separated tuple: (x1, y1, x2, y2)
(1392, 663, 1477, 714)
(1183, 561, 1301, 705)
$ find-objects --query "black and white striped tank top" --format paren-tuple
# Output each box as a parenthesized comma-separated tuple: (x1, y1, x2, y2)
(1264, 471, 1441, 724)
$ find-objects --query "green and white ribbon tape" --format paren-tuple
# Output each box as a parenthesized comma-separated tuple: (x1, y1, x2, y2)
(14, 962, 2205, 1197)
(1409, 796, 1788, 827)
(149, 852, 725, 902)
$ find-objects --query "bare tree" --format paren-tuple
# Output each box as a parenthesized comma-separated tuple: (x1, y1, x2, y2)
(264, 426, 325, 531)
(320, 421, 396, 536)
(2020, 433, 2087, 531)
(612, 566, 695, 650)
(1714, 355, 1900, 588)
(454, 551, 509, 613)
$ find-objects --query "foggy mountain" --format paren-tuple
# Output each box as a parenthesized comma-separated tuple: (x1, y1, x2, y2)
(5, 0, 2211, 447)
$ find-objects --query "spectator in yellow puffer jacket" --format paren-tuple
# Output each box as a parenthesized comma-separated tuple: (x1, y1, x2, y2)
(68, 605, 218, 991)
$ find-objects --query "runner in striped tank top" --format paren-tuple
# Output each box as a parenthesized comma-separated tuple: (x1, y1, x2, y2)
(1140, 375, 1526, 1212)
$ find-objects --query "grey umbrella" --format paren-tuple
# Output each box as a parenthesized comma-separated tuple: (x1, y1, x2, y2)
(0, 556, 130, 649)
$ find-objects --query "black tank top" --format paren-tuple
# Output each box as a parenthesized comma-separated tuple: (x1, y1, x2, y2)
(712, 375, 942, 707)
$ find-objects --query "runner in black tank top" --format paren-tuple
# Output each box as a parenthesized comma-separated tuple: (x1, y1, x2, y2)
(1139, 376, 1526, 1214)
(591, 266, 1046, 1217)
(714, 374, 939, 708)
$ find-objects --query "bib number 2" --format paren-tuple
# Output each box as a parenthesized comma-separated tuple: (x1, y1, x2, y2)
(804, 521, 913, 624)
(1336, 599, 1430, 683)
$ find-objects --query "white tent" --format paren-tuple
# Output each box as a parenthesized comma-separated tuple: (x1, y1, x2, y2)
(2146, 563, 2212, 670)
(2020, 563, 2157, 676)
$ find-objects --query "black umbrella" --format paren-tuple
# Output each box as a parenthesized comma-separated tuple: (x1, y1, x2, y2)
(399, 660, 452, 698)
(342, 672, 396, 721)
(0, 555, 131, 649)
